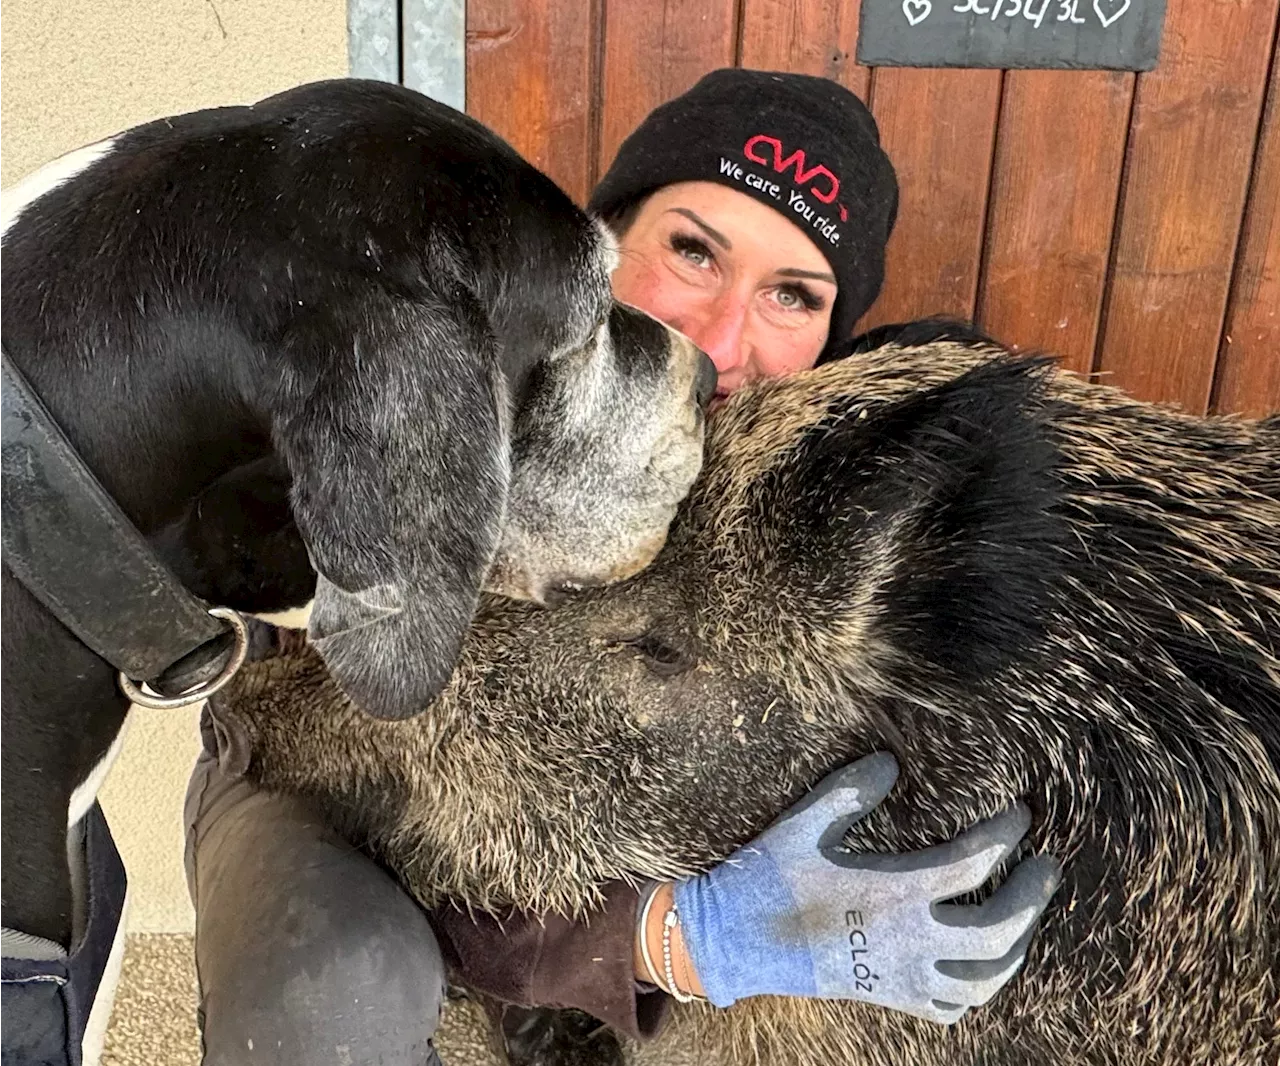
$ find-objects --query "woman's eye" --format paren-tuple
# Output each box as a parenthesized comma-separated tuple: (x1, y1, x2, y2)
(773, 284, 823, 312)
(670, 234, 714, 269)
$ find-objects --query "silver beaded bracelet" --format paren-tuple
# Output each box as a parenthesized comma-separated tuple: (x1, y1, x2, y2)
(661, 905, 700, 1004)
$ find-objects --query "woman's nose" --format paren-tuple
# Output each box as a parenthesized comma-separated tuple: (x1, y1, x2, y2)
(684, 295, 750, 375)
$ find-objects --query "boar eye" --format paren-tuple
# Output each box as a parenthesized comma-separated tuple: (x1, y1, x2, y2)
(624, 634, 693, 679)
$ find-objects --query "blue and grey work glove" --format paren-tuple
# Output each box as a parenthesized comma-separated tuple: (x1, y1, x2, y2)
(673, 753, 1062, 1023)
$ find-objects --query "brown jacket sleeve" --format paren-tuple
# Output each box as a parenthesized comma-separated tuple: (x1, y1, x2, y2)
(429, 881, 672, 1042)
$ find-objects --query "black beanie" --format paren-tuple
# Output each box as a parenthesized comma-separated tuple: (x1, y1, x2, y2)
(589, 68, 899, 352)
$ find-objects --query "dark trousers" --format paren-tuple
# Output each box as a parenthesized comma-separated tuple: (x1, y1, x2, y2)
(184, 714, 446, 1066)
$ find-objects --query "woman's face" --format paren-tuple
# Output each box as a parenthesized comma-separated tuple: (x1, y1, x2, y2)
(610, 182, 837, 399)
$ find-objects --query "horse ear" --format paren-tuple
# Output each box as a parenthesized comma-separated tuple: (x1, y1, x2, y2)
(772, 355, 1066, 682)
(274, 290, 508, 720)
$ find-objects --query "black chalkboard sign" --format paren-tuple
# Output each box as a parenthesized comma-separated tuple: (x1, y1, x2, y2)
(857, 0, 1167, 70)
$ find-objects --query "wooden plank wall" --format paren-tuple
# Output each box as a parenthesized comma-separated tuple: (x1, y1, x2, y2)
(467, 0, 1280, 416)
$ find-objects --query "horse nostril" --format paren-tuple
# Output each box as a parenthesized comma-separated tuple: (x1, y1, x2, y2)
(693, 351, 718, 410)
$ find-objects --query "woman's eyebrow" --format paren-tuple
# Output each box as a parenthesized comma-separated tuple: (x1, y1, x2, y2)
(667, 208, 732, 250)
(776, 267, 837, 284)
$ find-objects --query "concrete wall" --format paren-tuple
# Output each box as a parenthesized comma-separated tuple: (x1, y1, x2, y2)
(2, 1, 347, 932)
(2, 0, 348, 187)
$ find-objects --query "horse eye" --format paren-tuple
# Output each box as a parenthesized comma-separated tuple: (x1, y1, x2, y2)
(625, 634, 693, 678)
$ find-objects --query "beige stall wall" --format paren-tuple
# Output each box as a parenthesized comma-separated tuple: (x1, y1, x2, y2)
(2, 0, 346, 932)
(2, 0, 348, 186)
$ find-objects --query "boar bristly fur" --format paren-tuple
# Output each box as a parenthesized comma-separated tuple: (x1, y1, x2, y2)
(217, 338, 1280, 1066)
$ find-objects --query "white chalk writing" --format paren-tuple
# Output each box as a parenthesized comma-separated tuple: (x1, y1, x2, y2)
(1093, 0, 1130, 27)
(1057, 0, 1086, 23)
(972, 0, 1054, 25)
(927, 0, 1126, 26)
(903, 0, 933, 24)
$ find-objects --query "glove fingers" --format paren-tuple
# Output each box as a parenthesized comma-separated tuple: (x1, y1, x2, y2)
(931, 919, 1039, 1007)
(766, 752, 899, 840)
(910, 1000, 969, 1026)
(912, 804, 1033, 897)
(931, 854, 1062, 958)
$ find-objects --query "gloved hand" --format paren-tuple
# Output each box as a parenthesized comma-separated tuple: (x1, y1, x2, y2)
(673, 753, 1062, 1023)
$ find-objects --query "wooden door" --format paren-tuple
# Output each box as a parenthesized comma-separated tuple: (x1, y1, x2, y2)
(466, 0, 1280, 415)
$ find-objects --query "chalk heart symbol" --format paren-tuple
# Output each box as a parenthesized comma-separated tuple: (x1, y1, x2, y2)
(1094, 0, 1130, 28)
(902, 0, 932, 27)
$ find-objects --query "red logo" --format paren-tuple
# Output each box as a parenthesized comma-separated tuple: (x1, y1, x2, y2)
(743, 134, 847, 221)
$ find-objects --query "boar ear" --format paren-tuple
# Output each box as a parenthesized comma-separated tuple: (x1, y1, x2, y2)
(274, 292, 509, 720)
(779, 355, 1065, 680)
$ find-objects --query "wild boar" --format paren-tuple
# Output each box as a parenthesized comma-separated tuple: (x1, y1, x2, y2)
(214, 331, 1280, 1066)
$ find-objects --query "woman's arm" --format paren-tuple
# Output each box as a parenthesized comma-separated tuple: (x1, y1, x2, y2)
(634, 881, 705, 998)
(429, 881, 673, 1042)
(430, 756, 1061, 1037)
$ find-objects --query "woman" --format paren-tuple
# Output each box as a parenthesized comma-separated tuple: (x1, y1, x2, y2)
(186, 69, 1060, 1064)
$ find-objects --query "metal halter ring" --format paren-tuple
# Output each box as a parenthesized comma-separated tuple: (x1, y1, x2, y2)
(118, 606, 250, 709)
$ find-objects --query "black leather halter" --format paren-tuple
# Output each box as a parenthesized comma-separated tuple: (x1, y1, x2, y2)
(1, 346, 247, 707)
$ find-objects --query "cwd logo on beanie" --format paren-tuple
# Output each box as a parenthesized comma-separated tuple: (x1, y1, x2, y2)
(742, 134, 849, 223)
